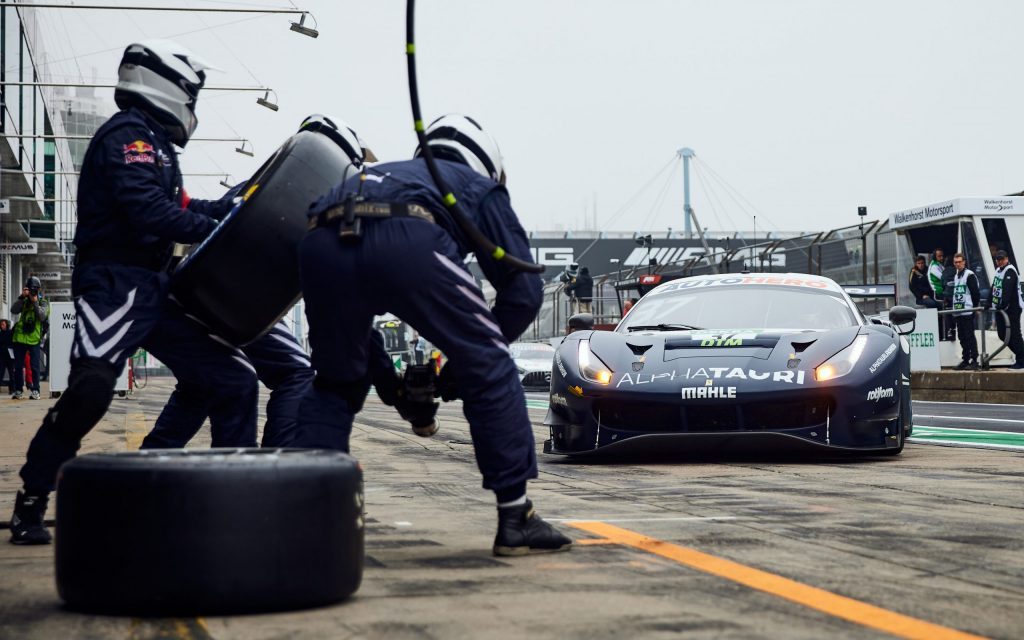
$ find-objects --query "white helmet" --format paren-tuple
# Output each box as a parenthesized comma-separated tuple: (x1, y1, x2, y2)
(417, 114, 504, 183)
(298, 114, 375, 164)
(115, 40, 217, 147)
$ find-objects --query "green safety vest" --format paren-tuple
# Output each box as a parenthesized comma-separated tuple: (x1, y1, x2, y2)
(952, 269, 975, 316)
(13, 298, 50, 346)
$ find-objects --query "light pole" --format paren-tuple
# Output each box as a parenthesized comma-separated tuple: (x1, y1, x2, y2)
(858, 206, 868, 283)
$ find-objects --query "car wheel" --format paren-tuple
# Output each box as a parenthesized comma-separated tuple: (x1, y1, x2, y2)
(56, 449, 363, 614)
(171, 129, 360, 345)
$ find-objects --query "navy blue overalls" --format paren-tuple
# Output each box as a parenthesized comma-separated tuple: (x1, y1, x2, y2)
(19, 107, 221, 493)
(296, 159, 543, 495)
(140, 315, 316, 449)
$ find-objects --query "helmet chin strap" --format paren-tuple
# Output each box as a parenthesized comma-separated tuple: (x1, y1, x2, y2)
(404, 0, 543, 275)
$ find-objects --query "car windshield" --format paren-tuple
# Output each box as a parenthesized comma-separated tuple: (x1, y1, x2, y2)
(618, 286, 858, 332)
(510, 344, 555, 358)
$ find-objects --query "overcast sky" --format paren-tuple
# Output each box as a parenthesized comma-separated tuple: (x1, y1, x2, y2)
(29, 0, 1024, 235)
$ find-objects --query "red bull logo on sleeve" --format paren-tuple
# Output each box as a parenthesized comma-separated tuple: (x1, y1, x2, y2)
(123, 139, 156, 164)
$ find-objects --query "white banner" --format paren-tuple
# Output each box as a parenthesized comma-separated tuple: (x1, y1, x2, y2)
(888, 196, 1024, 229)
(46, 288, 71, 297)
(48, 302, 129, 395)
(0, 242, 38, 254)
(34, 271, 61, 280)
(907, 307, 941, 371)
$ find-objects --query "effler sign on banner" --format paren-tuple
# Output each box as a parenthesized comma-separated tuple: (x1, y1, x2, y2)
(0, 242, 37, 254)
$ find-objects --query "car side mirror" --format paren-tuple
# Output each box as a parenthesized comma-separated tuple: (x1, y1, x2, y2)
(888, 305, 917, 335)
(567, 313, 595, 333)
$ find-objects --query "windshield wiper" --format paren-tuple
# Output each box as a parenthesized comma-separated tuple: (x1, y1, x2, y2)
(626, 323, 704, 332)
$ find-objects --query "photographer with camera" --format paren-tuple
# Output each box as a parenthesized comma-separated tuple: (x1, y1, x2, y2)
(560, 262, 580, 314)
(10, 277, 49, 401)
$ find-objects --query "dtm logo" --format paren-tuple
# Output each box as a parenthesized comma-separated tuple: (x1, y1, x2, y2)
(866, 386, 894, 401)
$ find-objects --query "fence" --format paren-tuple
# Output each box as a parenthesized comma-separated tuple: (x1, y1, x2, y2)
(517, 219, 910, 342)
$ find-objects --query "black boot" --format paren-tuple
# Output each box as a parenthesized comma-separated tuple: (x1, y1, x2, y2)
(10, 491, 52, 545)
(493, 500, 572, 556)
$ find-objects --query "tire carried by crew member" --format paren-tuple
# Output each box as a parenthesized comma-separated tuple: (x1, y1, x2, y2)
(56, 449, 364, 614)
(172, 117, 368, 345)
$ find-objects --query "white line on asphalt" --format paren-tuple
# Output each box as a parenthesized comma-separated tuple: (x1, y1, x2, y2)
(550, 516, 738, 523)
(914, 424, 1024, 435)
(907, 438, 1024, 451)
(916, 414, 1024, 425)
(914, 399, 1024, 408)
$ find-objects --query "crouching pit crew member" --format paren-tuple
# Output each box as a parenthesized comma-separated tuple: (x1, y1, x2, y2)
(141, 116, 375, 449)
(296, 114, 572, 556)
(8, 40, 224, 545)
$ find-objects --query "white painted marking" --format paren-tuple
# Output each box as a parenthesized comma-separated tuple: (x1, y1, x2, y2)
(916, 414, 1024, 425)
(394, 521, 412, 527)
(915, 400, 1024, 409)
(914, 424, 1024, 436)
(908, 438, 1024, 451)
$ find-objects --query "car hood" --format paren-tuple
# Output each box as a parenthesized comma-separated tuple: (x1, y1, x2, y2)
(588, 327, 861, 384)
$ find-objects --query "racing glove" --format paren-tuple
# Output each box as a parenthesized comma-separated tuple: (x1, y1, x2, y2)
(435, 362, 459, 402)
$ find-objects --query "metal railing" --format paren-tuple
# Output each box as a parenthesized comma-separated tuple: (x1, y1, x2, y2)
(936, 307, 1011, 368)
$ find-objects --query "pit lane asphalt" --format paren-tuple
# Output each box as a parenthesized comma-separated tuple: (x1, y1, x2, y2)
(0, 379, 1021, 639)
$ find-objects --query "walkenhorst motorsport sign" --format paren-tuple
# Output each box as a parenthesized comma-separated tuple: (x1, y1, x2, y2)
(0, 242, 38, 255)
(888, 197, 1024, 230)
(33, 271, 62, 281)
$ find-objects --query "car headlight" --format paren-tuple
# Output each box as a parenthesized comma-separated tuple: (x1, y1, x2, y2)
(578, 340, 613, 385)
(815, 335, 868, 381)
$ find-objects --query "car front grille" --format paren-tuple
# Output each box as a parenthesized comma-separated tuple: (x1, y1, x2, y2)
(593, 398, 832, 433)
(522, 371, 551, 388)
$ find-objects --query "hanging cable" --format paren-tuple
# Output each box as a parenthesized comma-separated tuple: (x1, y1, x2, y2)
(574, 155, 678, 264)
(405, 0, 543, 274)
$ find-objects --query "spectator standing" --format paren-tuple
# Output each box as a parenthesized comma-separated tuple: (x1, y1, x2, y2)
(11, 277, 50, 400)
(575, 266, 594, 314)
(990, 250, 1024, 369)
(0, 319, 14, 393)
(951, 252, 980, 370)
(560, 263, 580, 314)
(909, 256, 939, 308)
(412, 332, 427, 365)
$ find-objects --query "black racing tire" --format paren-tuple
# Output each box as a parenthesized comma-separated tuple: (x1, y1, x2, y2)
(56, 449, 363, 615)
(171, 130, 359, 345)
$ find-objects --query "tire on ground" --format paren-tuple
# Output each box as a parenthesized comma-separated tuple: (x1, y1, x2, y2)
(56, 449, 363, 615)
(171, 129, 358, 345)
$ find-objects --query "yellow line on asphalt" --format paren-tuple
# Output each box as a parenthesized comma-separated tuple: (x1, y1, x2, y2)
(567, 521, 988, 640)
(125, 411, 149, 450)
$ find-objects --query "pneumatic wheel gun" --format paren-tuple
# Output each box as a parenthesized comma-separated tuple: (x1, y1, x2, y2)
(398, 364, 440, 437)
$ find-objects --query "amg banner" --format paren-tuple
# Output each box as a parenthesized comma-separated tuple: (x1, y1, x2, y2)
(468, 237, 750, 279)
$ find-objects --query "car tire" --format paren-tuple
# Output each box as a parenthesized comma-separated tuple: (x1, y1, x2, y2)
(56, 449, 364, 615)
(171, 130, 359, 345)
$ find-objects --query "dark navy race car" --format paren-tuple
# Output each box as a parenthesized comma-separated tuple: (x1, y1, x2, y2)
(544, 273, 917, 457)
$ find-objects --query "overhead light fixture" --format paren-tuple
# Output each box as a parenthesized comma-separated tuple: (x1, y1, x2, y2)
(256, 89, 279, 111)
(290, 12, 319, 38)
(235, 141, 255, 157)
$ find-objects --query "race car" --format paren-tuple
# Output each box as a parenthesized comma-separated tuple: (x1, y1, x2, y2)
(544, 273, 917, 456)
(511, 342, 556, 390)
